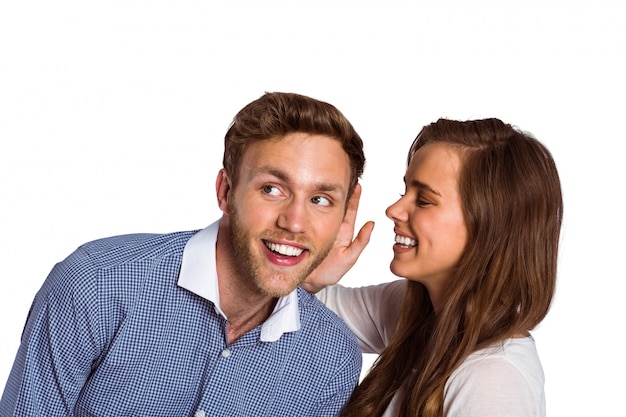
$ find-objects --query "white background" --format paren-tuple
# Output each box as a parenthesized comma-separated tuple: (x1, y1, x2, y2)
(1, 1, 624, 415)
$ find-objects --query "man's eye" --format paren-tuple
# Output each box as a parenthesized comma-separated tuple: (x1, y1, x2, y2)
(262, 185, 281, 196)
(311, 196, 331, 206)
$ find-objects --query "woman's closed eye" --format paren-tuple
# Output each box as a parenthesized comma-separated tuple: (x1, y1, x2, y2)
(417, 198, 432, 208)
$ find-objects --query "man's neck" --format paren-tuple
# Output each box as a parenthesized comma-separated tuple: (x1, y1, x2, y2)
(218, 270, 278, 344)
(222, 295, 278, 345)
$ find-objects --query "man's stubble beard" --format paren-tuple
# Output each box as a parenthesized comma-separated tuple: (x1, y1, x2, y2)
(228, 203, 333, 298)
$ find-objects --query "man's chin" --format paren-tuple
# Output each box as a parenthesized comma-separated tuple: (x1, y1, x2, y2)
(258, 281, 300, 298)
(256, 252, 329, 297)
(255, 272, 309, 298)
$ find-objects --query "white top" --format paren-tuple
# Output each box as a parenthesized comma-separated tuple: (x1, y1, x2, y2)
(178, 220, 301, 342)
(317, 280, 546, 417)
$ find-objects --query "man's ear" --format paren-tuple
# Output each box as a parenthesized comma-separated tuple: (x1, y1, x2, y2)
(216, 169, 232, 214)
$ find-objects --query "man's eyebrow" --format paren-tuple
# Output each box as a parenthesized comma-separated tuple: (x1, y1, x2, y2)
(406, 178, 442, 197)
(315, 183, 345, 194)
(255, 166, 346, 194)
(254, 166, 289, 183)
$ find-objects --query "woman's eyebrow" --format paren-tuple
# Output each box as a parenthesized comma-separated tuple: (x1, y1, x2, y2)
(405, 177, 441, 197)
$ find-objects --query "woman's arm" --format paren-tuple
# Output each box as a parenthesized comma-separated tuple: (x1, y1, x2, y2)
(316, 280, 406, 354)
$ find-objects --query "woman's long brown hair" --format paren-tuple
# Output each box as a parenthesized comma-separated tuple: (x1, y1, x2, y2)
(341, 118, 563, 417)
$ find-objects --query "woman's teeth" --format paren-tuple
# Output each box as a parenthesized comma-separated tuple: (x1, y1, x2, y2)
(394, 234, 417, 247)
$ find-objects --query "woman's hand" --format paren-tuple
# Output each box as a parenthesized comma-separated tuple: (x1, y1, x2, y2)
(302, 183, 374, 293)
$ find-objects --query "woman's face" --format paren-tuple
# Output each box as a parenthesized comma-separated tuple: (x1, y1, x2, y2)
(385, 142, 468, 305)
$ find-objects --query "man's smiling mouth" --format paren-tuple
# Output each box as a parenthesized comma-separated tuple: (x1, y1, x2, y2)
(264, 241, 305, 257)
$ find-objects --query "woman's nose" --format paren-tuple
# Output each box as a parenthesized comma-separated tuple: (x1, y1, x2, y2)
(385, 197, 408, 222)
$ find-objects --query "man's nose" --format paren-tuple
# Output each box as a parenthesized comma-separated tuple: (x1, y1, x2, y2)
(277, 199, 307, 233)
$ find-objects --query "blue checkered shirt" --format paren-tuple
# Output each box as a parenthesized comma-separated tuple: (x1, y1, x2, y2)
(0, 222, 362, 416)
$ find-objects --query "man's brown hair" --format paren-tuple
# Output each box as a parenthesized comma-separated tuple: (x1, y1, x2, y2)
(223, 92, 365, 198)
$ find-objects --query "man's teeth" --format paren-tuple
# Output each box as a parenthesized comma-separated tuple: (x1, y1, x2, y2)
(266, 242, 304, 257)
(395, 234, 417, 247)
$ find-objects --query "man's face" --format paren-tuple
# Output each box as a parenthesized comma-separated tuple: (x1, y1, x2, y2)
(225, 132, 352, 297)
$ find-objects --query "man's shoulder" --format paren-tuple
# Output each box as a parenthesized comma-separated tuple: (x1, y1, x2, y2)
(296, 287, 360, 349)
(76, 229, 199, 268)
(39, 230, 201, 307)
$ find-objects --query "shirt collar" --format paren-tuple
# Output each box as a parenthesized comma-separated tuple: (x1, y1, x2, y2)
(177, 219, 301, 342)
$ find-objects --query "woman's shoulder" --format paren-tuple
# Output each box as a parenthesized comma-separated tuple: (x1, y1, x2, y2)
(455, 337, 544, 384)
(444, 337, 545, 417)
